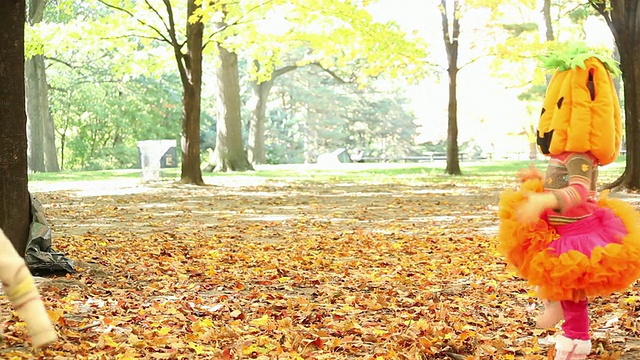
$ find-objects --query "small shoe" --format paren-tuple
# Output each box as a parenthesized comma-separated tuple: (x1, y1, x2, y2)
(554, 335, 591, 360)
(536, 300, 564, 328)
(30, 326, 58, 348)
(3, 264, 58, 348)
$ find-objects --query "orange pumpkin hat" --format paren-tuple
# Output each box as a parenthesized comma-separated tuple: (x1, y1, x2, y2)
(536, 43, 622, 165)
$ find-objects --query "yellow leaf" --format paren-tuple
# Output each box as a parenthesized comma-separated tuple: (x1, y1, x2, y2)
(102, 334, 120, 348)
(117, 349, 141, 360)
(250, 314, 270, 327)
(157, 327, 171, 336)
(189, 342, 204, 355)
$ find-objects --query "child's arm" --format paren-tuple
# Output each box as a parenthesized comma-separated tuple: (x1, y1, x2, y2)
(548, 154, 594, 213)
(516, 153, 595, 224)
(516, 163, 544, 182)
(516, 192, 559, 224)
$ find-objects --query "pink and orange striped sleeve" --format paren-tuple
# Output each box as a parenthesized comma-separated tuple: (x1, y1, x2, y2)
(551, 153, 596, 212)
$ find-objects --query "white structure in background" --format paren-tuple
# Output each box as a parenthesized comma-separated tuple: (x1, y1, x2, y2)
(137, 140, 176, 182)
(316, 148, 349, 166)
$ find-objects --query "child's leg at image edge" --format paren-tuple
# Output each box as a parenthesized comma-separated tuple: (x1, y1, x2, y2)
(554, 299, 591, 360)
(0, 230, 57, 348)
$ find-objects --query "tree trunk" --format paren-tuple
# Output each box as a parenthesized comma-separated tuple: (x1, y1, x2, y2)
(0, 0, 31, 256)
(212, 45, 253, 172)
(247, 64, 298, 165)
(43, 111, 59, 171)
(440, 0, 461, 175)
(25, 56, 45, 172)
(542, 0, 554, 88)
(176, 0, 204, 185)
(445, 65, 461, 175)
(616, 17, 640, 189)
(26, 55, 58, 172)
(25, 0, 55, 172)
(542, 0, 553, 42)
(248, 80, 272, 165)
(593, 1, 640, 190)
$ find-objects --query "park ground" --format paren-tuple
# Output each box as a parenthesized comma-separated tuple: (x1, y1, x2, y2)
(2, 161, 640, 359)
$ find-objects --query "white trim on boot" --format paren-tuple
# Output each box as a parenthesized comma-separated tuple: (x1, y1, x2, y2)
(554, 335, 591, 360)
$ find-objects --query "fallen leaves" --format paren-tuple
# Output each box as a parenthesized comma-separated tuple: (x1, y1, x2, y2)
(1, 179, 640, 359)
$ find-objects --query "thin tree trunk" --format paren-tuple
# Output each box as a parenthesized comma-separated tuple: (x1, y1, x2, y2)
(440, 0, 461, 175)
(542, 0, 553, 42)
(212, 45, 253, 172)
(446, 65, 461, 175)
(173, 0, 204, 185)
(247, 63, 298, 165)
(43, 110, 59, 171)
(248, 80, 272, 165)
(0, 0, 31, 256)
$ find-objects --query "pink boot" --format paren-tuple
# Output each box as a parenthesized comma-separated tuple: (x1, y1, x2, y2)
(553, 335, 591, 360)
(536, 300, 564, 328)
(1, 229, 57, 348)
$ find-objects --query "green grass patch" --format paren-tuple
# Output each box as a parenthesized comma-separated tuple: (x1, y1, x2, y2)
(28, 158, 626, 187)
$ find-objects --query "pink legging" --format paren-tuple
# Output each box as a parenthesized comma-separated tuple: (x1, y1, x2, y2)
(561, 299, 590, 340)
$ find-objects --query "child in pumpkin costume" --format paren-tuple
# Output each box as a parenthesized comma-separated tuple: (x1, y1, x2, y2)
(498, 44, 640, 360)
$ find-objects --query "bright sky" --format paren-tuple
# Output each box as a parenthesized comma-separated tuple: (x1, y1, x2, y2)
(366, 0, 615, 154)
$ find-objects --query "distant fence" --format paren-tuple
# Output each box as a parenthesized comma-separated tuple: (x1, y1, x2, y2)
(361, 152, 470, 163)
(358, 151, 548, 163)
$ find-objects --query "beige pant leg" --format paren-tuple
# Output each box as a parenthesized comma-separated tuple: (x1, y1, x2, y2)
(0, 229, 57, 347)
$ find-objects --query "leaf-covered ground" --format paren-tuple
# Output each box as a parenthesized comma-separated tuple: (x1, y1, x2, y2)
(3, 172, 640, 359)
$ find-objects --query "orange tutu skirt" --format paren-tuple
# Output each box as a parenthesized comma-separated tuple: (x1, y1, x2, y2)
(498, 179, 640, 301)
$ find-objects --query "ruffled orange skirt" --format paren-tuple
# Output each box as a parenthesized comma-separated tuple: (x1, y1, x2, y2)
(498, 179, 640, 301)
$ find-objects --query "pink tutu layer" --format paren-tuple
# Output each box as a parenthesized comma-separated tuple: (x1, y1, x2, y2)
(549, 208, 627, 257)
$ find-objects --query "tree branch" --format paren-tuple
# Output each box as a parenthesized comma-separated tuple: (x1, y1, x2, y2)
(144, 0, 172, 36)
(272, 65, 298, 78)
(440, 0, 450, 44)
(161, 0, 188, 85)
(96, 0, 172, 45)
(202, 18, 254, 50)
(588, 0, 612, 26)
(45, 56, 74, 69)
(458, 54, 492, 71)
(99, 34, 166, 42)
(311, 62, 350, 84)
(200, 0, 276, 51)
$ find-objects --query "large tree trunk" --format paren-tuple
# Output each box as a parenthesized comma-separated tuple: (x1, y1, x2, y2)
(615, 18, 640, 189)
(211, 45, 253, 172)
(27, 0, 58, 172)
(440, 0, 461, 175)
(176, 0, 204, 185)
(592, 1, 640, 190)
(0, 0, 31, 256)
(248, 80, 272, 165)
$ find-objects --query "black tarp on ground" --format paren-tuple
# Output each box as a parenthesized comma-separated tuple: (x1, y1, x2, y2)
(25, 194, 75, 275)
